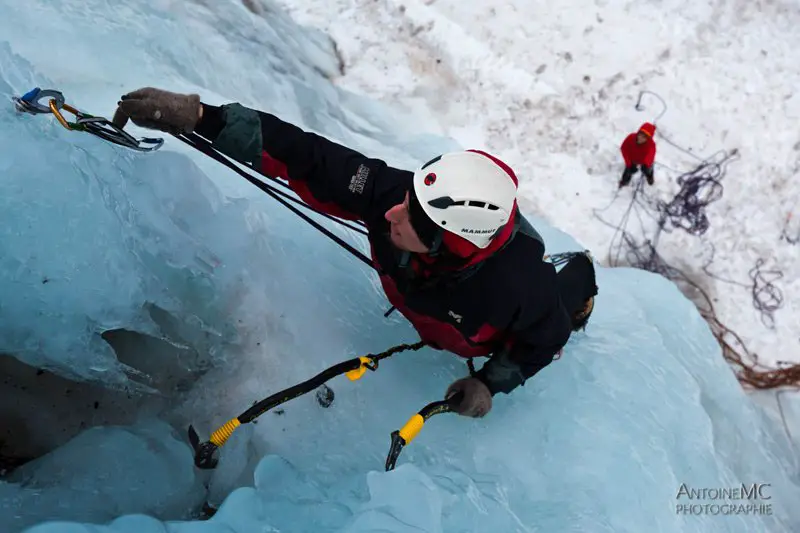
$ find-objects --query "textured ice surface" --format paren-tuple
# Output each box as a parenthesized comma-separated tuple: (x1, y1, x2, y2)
(11, 217, 800, 532)
(0, 0, 452, 386)
(0, 419, 205, 533)
(0, 43, 245, 387)
(14, 248, 800, 533)
(1, 1, 799, 533)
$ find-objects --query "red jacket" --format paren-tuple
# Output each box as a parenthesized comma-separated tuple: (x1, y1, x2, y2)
(620, 122, 656, 167)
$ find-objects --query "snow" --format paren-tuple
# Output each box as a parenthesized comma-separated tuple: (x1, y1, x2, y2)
(0, 0, 798, 532)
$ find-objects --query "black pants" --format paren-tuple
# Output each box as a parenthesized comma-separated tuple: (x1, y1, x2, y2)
(619, 164, 654, 187)
(556, 253, 598, 331)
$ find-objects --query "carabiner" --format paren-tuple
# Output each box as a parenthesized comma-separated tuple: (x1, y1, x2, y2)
(13, 88, 65, 115)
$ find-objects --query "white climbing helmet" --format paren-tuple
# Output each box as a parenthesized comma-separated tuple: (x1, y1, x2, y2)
(412, 150, 519, 249)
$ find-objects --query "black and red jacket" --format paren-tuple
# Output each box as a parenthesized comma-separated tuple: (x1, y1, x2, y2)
(194, 102, 575, 395)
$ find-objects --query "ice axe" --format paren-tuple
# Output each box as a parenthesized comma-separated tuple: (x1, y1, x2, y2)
(187, 341, 426, 469)
(384, 391, 463, 471)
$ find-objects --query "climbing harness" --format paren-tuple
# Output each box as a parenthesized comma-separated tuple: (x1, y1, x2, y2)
(188, 341, 427, 469)
(13, 88, 164, 151)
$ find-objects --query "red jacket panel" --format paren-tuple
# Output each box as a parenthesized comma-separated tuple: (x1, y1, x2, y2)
(621, 123, 657, 167)
(620, 133, 656, 167)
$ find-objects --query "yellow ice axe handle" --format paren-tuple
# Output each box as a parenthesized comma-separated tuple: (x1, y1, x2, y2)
(209, 418, 241, 447)
(398, 414, 425, 444)
(385, 394, 460, 471)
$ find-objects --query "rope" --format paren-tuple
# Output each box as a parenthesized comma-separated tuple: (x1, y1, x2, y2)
(366, 340, 427, 362)
(173, 132, 375, 269)
(594, 90, 798, 390)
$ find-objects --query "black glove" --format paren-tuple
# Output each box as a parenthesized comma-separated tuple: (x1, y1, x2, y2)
(473, 349, 528, 395)
(445, 377, 492, 418)
(112, 87, 201, 134)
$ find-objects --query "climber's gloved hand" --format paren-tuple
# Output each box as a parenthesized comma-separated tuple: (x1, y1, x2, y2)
(445, 377, 492, 418)
(112, 87, 201, 134)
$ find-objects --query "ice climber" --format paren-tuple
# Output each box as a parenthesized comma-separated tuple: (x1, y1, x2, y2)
(112, 88, 598, 419)
(619, 122, 656, 188)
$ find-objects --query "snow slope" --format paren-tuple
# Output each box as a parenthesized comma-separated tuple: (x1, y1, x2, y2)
(0, 0, 799, 532)
(278, 0, 800, 369)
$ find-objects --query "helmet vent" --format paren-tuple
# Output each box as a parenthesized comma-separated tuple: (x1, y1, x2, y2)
(465, 200, 500, 210)
(459, 200, 500, 210)
(428, 196, 500, 211)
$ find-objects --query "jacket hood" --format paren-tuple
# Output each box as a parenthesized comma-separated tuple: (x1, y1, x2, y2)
(638, 122, 656, 137)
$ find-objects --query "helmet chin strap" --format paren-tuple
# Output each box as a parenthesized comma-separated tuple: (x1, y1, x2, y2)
(426, 228, 445, 257)
(396, 227, 443, 270)
(398, 205, 519, 270)
(398, 250, 411, 268)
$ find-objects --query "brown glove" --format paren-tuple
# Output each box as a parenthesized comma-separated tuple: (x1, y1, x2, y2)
(446, 377, 492, 418)
(112, 87, 201, 134)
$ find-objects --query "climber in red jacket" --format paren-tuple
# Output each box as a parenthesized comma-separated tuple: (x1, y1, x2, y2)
(619, 122, 656, 188)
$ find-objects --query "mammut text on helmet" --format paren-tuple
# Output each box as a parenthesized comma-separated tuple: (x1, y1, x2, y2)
(461, 228, 496, 234)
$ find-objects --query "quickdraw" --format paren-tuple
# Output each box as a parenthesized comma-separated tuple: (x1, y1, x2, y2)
(13, 87, 164, 152)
